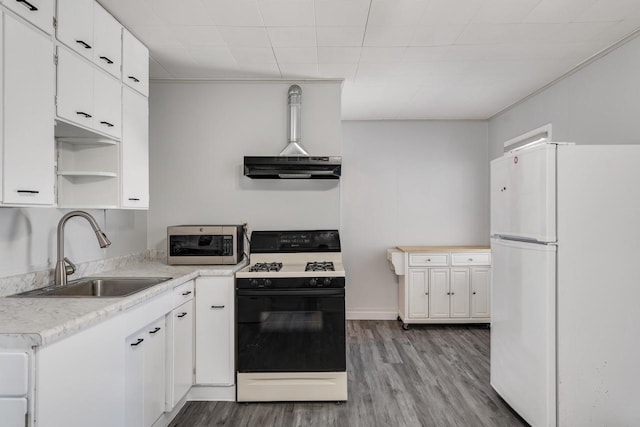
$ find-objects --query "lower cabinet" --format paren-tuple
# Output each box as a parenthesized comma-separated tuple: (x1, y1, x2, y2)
(167, 296, 194, 408)
(125, 316, 167, 427)
(195, 276, 234, 385)
(0, 352, 30, 427)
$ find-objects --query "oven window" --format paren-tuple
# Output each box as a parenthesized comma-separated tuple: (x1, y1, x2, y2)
(169, 235, 232, 257)
(237, 293, 346, 373)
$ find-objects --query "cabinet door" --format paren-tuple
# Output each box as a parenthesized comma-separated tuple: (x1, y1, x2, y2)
(428, 269, 450, 318)
(2, 14, 55, 205)
(93, 71, 121, 138)
(450, 268, 471, 318)
(171, 300, 194, 408)
(56, 47, 94, 128)
(122, 29, 148, 96)
(121, 88, 149, 208)
(3, 0, 54, 34)
(407, 269, 428, 318)
(0, 398, 27, 427)
(56, 0, 93, 59)
(93, 3, 121, 78)
(471, 267, 491, 318)
(124, 332, 145, 427)
(195, 277, 233, 385)
(143, 317, 166, 427)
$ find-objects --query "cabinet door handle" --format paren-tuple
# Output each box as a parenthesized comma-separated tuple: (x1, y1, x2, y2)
(177, 312, 188, 318)
(128, 75, 140, 83)
(128, 197, 140, 201)
(473, 291, 477, 295)
(149, 327, 161, 334)
(17, 190, 40, 194)
(468, 258, 473, 262)
(16, 0, 38, 11)
(130, 338, 144, 347)
(446, 292, 451, 295)
(99, 56, 114, 64)
(181, 291, 192, 296)
(425, 292, 429, 295)
(426, 258, 431, 262)
(100, 121, 115, 127)
(451, 292, 455, 295)
(76, 40, 92, 49)
(211, 305, 225, 309)
(76, 111, 92, 118)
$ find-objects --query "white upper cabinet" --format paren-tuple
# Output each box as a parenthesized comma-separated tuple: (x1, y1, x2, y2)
(56, 0, 93, 59)
(2, 0, 54, 34)
(93, 70, 121, 138)
(92, 3, 121, 78)
(122, 29, 148, 97)
(2, 13, 55, 205)
(56, 46, 94, 129)
(121, 88, 149, 208)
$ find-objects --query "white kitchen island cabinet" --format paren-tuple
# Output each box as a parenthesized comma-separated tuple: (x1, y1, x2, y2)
(388, 246, 491, 329)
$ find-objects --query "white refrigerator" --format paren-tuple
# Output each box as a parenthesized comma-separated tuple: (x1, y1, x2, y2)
(490, 142, 640, 427)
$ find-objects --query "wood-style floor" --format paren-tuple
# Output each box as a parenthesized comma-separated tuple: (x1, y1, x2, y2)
(169, 321, 527, 427)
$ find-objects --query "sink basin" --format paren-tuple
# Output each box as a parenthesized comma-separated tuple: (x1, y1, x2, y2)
(14, 277, 172, 298)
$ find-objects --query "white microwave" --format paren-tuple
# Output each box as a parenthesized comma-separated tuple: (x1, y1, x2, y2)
(167, 225, 245, 265)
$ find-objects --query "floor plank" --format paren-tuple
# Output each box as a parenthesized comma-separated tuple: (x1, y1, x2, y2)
(169, 321, 527, 427)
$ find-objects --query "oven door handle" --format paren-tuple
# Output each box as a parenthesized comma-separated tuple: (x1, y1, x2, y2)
(237, 289, 344, 297)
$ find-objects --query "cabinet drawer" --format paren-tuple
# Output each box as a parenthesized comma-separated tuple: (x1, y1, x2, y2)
(451, 252, 491, 266)
(0, 353, 28, 396)
(408, 253, 448, 267)
(173, 280, 194, 306)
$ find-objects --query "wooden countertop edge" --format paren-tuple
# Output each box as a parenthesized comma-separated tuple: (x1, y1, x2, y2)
(396, 246, 490, 253)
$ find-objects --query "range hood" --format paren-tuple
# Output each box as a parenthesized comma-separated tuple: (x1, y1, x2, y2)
(243, 85, 342, 179)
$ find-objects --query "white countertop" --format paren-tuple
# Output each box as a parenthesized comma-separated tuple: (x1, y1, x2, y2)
(0, 260, 246, 349)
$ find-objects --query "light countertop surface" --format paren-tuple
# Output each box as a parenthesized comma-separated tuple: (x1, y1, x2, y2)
(396, 246, 490, 253)
(0, 260, 246, 348)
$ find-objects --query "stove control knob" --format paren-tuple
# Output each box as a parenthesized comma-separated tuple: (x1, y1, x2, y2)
(250, 279, 259, 288)
(323, 278, 332, 287)
(264, 279, 272, 287)
(309, 278, 317, 287)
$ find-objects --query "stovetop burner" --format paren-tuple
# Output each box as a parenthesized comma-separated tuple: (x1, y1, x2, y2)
(305, 261, 335, 272)
(249, 262, 283, 272)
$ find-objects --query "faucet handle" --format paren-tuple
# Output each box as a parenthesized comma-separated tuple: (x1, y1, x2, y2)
(63, 257, 76, 276)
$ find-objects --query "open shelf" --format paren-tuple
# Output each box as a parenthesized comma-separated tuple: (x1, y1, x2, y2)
(58, 171, 118, 178)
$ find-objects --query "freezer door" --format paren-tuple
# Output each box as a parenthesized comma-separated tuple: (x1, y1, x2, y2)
(490, 238, 556, 427)
(490, 143, 556, 242)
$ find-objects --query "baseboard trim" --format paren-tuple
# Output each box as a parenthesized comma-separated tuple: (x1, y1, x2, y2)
(346, 310, 398, 320)
(187, 385, 236, 401)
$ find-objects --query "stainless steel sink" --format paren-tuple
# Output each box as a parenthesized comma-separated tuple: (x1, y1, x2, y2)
(14, 277, 172, 298)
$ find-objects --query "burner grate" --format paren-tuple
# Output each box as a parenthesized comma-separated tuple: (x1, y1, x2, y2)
(305, 261, 335, 272)
(249, 262, 283, 272)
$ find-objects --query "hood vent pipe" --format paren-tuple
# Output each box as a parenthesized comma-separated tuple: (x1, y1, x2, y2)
(279, 85, 309, 156)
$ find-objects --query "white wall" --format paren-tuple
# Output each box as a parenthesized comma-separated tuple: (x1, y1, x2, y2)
(341, 120, 489, 318)
(148, 81, 342, 250)
(0, 208, 147, 278)
(489, 34, 640, 159)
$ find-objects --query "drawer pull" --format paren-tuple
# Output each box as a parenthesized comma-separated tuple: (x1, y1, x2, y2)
(100, 121, 115, 127)
(17, 189, 39, 194)
(468, 258, 473, 261)
(76, 40, 92, 49)
(426, 258, 431, 262)
(128, 198, 140, 201)
(211, 305, 225, 309)
(99, 56, 114, 64)
(130, 338, 144, 347)
(76, 111, 92, 118)
(128, 75, 140, 83)
(446, 292, 450, 295)
(149, 327, 161, 334)
(177, 312, 188, 318)
(16, 0, 38, 11)
(181, 291, 192, 296)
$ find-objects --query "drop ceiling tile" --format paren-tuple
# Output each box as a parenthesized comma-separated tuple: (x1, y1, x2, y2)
(456, 23, 519, 44)
(171, 26, 227, 47)
(201, 0, 264, 26)
(150, 0, 215, 25)
(471, 0, 541, 24)
(359, 47, 406, 62)
(273, 47, 318, 63)
(258, 0, 316, 27)
(315, 0, 370, 27)
(188, 47, 238, 68)
(150, 47, 199, 70)
(130, 26, 183, 50)
(559, 21, 620, 43)
(317, 63, 358, 79)
(318, 47, 362, 63)
(420, 0, 483, 25)
(229, 47, 277, 64)
(279, 63, 320, 78)
(99, 0, 162, 28)
(368, 0, 429, 27)
(411, 24, 466, 46)
(218, 27, 271, 47)
(149, 56, 173, 78)
(355, 62, 403, 83)
(267, 27, 317, 47)
(576, 0, 640, 22)
(402, 46, 450, 62)
(233, 62, 282, 78)
(523, 0, 598, 24)
(364, 26, 417, 47)
(316, 26, 365, 46)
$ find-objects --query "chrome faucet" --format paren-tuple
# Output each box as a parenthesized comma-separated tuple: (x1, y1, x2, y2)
(55, 211, 112, 286)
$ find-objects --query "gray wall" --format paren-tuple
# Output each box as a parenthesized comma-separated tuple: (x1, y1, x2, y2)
(341, 120, 489, 318)
(489, 35, 640, 159)
(0, 208, 147, 278)
(147, 81, 342, 251)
